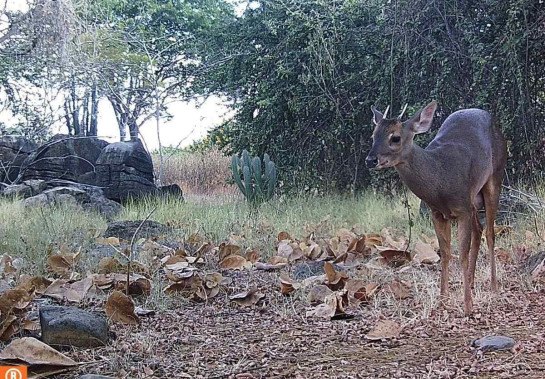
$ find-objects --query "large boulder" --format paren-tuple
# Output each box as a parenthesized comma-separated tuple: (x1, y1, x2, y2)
(0, 136, 37, 183)
(93, 139, 157, 202)
(21, 180, 123, 220)
(20, 134, 108, 183)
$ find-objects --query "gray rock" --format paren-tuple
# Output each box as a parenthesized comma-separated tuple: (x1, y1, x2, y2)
(104, 220, 171, 241)
(94, 139, 157, 202)
(0, 136, 37, 183)
(1, 179, 46, 198)
(79, 375, 115, 379)
(472, 335, 516, 352)
(158, 184, 183, 200)
(292, 261, 340, 280)
(523, 251, 545, 273)
(21, 180, 123, 220)
(39, 305, 109, 348)
(20, 134, 108, 182)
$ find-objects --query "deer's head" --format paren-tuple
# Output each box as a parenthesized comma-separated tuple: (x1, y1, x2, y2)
(365, 101, 437, 169)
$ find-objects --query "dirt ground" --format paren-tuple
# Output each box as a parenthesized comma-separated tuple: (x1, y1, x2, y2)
(64, 268, 545, 379)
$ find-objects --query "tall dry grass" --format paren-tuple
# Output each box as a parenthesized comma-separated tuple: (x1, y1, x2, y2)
(152, 147, 238, 199)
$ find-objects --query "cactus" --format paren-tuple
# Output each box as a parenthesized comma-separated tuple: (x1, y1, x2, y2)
(231, 150, 277, 207)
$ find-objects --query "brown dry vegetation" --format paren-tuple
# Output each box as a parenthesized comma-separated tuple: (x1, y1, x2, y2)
(153, 148, 238, 198)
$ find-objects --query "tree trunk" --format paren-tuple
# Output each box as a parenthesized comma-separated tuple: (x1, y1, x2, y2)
(90, 81, 98, 136)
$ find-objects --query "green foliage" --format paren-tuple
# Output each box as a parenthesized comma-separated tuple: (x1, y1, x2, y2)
(202, 0, 545, 193)
(231, 150, 277, 207)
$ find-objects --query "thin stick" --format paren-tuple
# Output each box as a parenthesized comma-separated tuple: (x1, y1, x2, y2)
(126, 206, 157, 295)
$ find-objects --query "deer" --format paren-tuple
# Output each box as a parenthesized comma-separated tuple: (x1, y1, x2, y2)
(365, 101, 507, 315)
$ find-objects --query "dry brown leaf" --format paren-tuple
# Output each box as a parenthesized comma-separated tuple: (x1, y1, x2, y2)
(229, 287, 264, 307)
(495, 247, 512, 264)
(254, 261, 287, 271)
(0, 315, 19, 341)
(323, 262, 348, 290)
(47, 253, 78, 278)
(98, 257, 124, 274)
(219, 255, 252, 270)
(307, 285, 333, 304)
(0, 337, 77, 366)
(43, 278, 93, 303)
(365, 319, 402, 340)
(269, 256, 289, 265)
(303, 242, 326, 260)
(105, 290, 140, 325)
(218, 243, 242, 261)
(277, 231, 291, 241)
(245, 249, 260, 263)
(163, 255, 187, 265)
(365, 233, 383, 247)
(0, 254, 18, 276)
(163, 277, 202, 295)
(381, 228, 407, 250)
(345, 279, 378, 304)
(413, 241, 440, 264)
(365, 256, 389, 270)
(126, 277, 152, 297)
(22, 318, 41, 332)
(95, 236, 120, 246)
(306, 290, 350, 319)
(195, 242, 214, 257)
(494, 225, 512, 237)
(0, 288, 35, 313)
(187, 233, 205, 246)
(378, 248, 412, 267)
(279, 273, 299, 295)
(17, 275, 52, 295)
(383, 280, 412, 300)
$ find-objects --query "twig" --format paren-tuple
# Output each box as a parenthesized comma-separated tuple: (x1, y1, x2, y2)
(126, 206, 157, 295)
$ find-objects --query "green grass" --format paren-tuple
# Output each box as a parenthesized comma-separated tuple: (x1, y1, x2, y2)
(120, 192, 434, 256)
(0, 199, 106, 274)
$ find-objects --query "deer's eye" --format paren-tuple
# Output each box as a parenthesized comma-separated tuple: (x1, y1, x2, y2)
(390, 135, 401, 144)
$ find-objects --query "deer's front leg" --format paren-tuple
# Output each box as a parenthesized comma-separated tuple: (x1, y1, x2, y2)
(431, 211, 451, 304)
(457, 213, 474, 316)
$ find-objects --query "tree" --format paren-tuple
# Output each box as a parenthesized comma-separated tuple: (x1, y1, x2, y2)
(202, 0, 545, 192)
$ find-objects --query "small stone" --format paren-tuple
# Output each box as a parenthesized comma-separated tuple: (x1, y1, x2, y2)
(79, 375, 115, 379)
(472, 335, 516, 352)
(40, 305, 110, 348)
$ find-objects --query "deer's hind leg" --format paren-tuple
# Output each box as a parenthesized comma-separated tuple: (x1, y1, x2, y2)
(481, 176, 502, 292)
(468, 207, 483, 289)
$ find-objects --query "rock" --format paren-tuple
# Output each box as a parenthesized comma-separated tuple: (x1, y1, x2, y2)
(39, 305, 109, 348)
(472, 335, 516, 352)
(21, 180, 123, 220)
(158, 184, 183, 200)
(94, 139, 157, 202)
(79, 375, 115, 379)
(0, 136, 37, 183)
(523, 251, 545, 273)
(104, 220, 171, 241)
(292, 261, 340, 280)
(0, 179, 47, 198)
(20, 134, 108, 182)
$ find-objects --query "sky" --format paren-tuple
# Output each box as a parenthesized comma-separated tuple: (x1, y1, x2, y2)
(0, 0, 237, 151)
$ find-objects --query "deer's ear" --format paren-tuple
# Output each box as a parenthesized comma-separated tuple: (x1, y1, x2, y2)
(371, 106, 383, 125)
(371, 105, 389, 125)
(404, 101, 437, 134)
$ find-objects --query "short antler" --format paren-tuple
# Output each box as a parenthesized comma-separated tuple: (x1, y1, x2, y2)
(382, 105, 390, 119)
(398, 103, 408, 119)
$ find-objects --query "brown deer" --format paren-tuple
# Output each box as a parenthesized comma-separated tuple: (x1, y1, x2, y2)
(365, 101, 507, 315)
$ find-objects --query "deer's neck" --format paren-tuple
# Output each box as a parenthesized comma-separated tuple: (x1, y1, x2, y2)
(394, 145, 440, 203)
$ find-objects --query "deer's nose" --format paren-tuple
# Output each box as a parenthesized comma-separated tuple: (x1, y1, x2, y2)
(366, 155, 378, 168)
